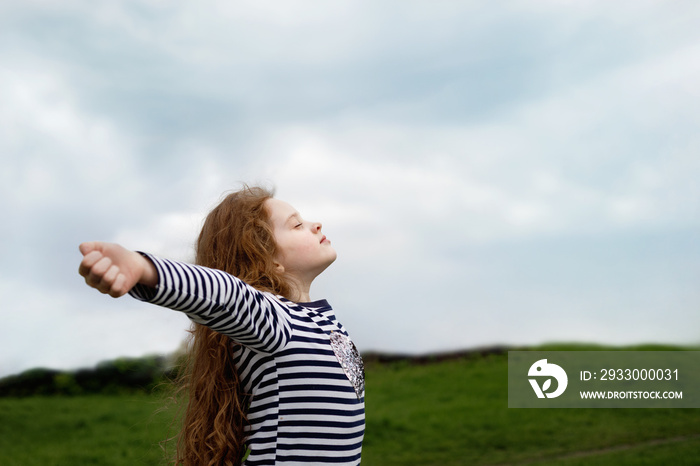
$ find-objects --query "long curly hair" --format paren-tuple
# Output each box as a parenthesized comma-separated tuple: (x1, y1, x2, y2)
(173, 186, 292, 465)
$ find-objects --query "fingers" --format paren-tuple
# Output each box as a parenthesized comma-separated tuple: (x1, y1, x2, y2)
(102, 262, 119, 285)
(83, 255, 112, 289)
(78, 241, 142, 298)
(102, 265, 130, 298)
(79, 241, 99, 257)
(79, 253, 128, 298)
(110, 273, 129, 298)
(78, 250, 100, 277)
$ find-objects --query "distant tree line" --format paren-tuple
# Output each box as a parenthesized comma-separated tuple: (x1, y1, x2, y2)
(1, 346, 517, 397)
(0, 355, 180, 397)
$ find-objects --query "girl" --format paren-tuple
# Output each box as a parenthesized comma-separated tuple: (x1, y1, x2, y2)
(78, 186, 365, 466)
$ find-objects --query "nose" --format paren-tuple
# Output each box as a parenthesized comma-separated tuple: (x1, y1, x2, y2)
(313, 222, 322, 232)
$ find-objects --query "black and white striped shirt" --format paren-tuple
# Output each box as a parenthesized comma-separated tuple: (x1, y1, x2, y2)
(129, 254, 365, 465)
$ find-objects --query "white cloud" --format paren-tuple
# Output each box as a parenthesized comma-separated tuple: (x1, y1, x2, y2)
(0, 278, 191, 378)
(0, 63, 142, 209)
(248, 79, 700, 245)
(1, 1, 699, 376)
(113, 211, 201, 263)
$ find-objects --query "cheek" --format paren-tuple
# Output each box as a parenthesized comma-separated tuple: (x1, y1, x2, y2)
(277, 237, 316, 262)
(293, 242, 319, 258)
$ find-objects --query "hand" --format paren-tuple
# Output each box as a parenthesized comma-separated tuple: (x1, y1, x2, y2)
(78, 242, 158, 298)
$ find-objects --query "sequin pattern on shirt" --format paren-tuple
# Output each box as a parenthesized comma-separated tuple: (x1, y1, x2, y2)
(330, 331, 365, 399)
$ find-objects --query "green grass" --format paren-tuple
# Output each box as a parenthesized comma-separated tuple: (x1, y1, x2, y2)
(362, 352, 700, 465)
(1, 345, 699, 465)
(0, 394, 176, 465)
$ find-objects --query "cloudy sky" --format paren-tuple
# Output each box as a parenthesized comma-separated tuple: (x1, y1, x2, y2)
(2, 1, 699, 377)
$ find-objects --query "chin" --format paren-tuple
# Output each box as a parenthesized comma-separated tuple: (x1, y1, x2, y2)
(328, 250, 338, 263)
(322, 253, 338, 270)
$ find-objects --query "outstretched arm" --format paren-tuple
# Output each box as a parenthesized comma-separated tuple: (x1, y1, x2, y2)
(79, 244, 292, 353)
(78, 242, 158, 298)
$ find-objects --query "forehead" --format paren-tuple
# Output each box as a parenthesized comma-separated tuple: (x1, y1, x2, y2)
(265, 198, 299, 226)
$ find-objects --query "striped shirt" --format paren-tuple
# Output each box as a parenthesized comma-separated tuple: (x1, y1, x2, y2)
(129, 254, 365, 465)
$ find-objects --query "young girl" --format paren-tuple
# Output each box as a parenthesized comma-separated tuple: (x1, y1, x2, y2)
(78, 186, 365, 466)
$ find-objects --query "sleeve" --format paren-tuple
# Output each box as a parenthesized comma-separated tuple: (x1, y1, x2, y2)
(128, 252, 292, 354)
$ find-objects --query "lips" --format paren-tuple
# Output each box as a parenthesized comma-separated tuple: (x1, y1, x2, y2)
(321, 235, 329, 244)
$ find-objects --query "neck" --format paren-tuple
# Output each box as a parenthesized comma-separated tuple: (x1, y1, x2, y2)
(286, 276, 312, 303)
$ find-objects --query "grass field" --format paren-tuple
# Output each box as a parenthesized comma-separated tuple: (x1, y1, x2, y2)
(1, 345, 699, 465)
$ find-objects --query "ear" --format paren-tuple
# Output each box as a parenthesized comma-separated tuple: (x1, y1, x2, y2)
(273, 259, 285, 273)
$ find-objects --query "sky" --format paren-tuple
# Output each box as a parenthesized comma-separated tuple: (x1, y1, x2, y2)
(1, 0, 699, 378)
